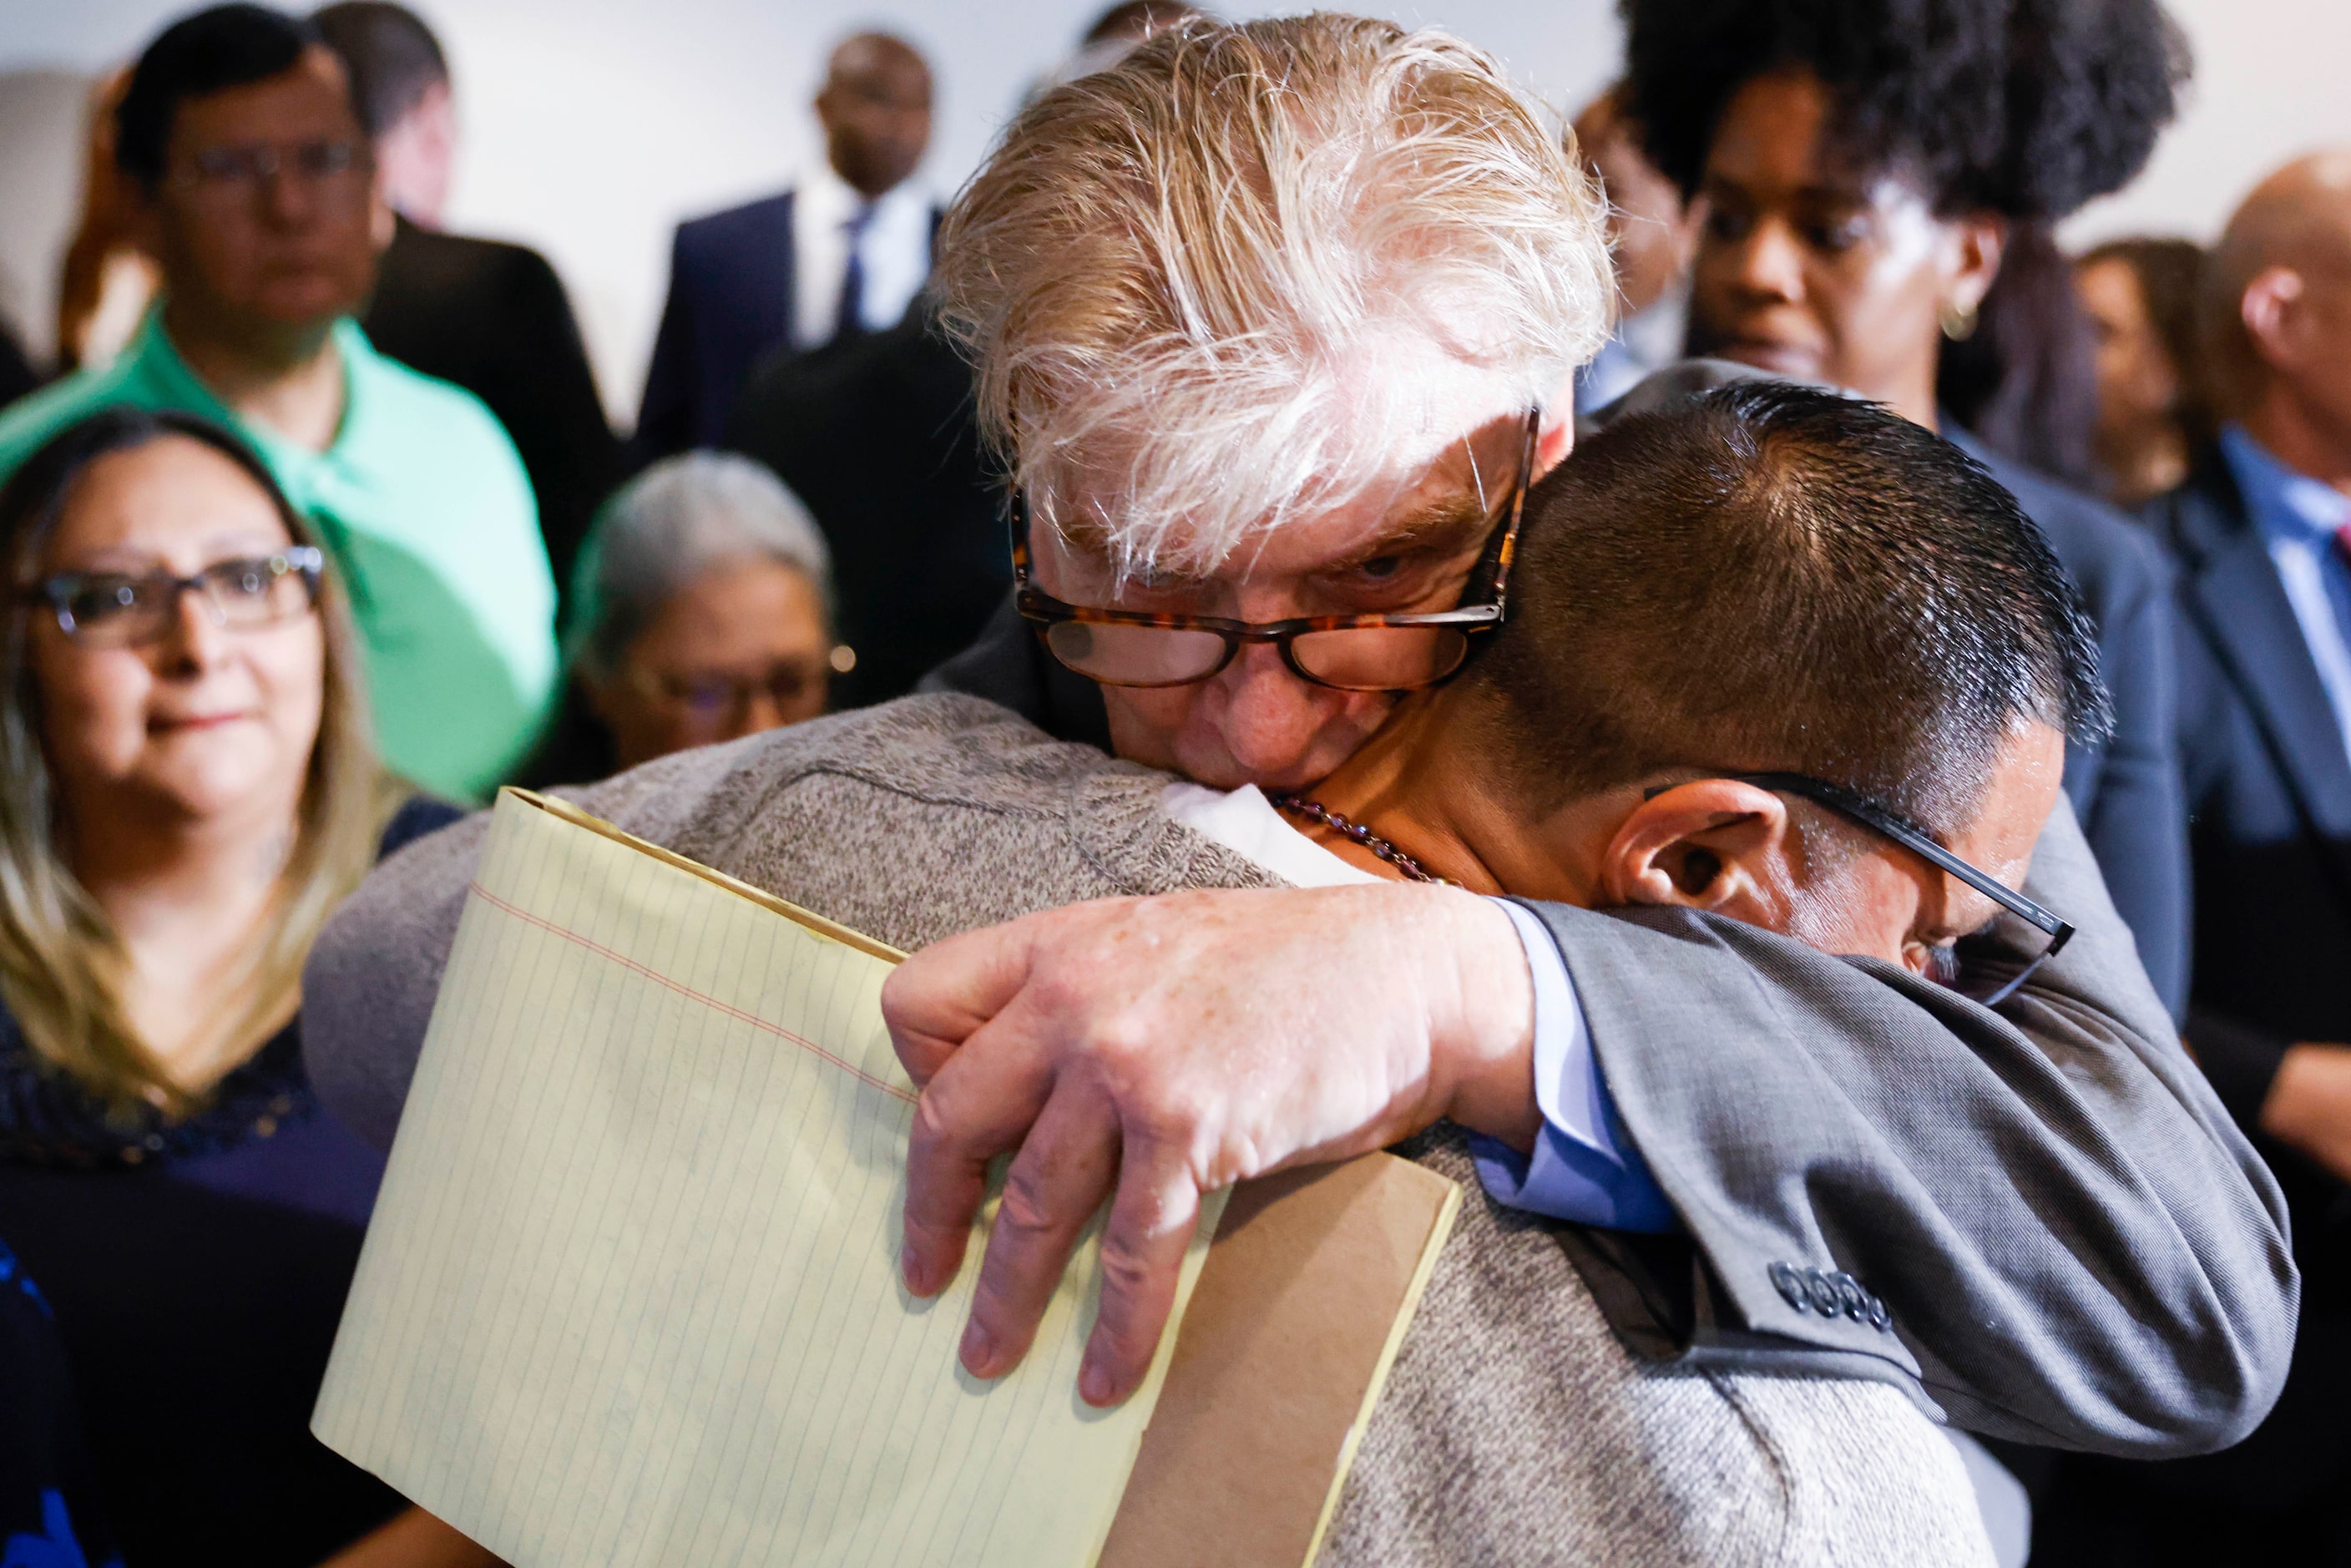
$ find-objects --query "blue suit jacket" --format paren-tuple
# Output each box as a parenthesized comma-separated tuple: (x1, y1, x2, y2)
(1952, 431, 2190, 1019)
(2148, 458, 2351, 1109)
(631, 192, 800, 465)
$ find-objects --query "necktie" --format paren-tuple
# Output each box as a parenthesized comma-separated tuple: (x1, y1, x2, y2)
(832, 203, 877, 344)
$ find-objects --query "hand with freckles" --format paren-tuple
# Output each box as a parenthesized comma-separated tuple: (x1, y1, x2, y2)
(882, 883, 1538, 1406)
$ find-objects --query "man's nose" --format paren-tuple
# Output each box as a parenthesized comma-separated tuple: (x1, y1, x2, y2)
(1211, 642, 1337, 780)
(261, 165, 318, 226)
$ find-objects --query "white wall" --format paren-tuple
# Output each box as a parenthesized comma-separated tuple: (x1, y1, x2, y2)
(1, 0, 2343, 430)
(2064, 0, 2351, 247)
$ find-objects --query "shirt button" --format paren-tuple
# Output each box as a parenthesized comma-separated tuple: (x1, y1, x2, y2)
(1869, 1296, 1895, 1333)
(1769, 1261, 1807, 1312)
(1803, 1267, 1843, 1318)
(1831, 1272, 1871, 1323)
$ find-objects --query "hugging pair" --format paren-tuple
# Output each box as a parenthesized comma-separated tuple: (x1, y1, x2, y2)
(314, 382, 2162, 1564)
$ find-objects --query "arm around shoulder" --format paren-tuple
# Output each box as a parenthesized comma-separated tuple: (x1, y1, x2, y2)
(1516, 795, 2295, 1457)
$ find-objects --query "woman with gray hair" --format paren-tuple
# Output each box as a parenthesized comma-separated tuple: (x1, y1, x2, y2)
(518, 453, 843, 787)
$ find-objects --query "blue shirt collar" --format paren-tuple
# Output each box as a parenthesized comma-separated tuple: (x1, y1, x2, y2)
(2222, 422, 2351, 548)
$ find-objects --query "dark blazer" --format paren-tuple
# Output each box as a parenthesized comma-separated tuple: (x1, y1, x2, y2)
(1949, 432, 2191, 1019)
(2027, 456, 2351, 1561)
(726, 308, 1012, 708)
(632, 193, 799, 466)
(363, 217, 619, 598)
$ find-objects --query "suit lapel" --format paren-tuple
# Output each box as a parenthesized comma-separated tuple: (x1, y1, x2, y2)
(2177, 477, 2351, 837)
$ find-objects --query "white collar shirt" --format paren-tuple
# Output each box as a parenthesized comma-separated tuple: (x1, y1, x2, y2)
(789, 160, 933, 352)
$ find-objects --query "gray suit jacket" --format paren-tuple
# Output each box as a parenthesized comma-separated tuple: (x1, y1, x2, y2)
(305, 696, 2293, 1462)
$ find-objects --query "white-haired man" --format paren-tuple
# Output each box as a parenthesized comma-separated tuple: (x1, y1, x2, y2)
(307, 15, 2293, 1466)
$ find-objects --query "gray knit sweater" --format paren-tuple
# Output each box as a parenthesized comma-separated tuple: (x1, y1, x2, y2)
(306, 695, 1991, 1565)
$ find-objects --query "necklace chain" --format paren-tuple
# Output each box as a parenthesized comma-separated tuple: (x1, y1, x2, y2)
(1270, 795, 1449, 885)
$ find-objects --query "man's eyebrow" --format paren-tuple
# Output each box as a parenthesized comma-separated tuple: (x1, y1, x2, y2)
(1319, 495, 1494, 571)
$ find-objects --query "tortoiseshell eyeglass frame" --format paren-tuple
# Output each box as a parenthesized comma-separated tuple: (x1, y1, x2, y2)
(1008, 406, 1543, 691)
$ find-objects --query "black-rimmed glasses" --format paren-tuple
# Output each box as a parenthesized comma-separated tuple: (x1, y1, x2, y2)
(28, 549, 326, 649)
(1661, 770, 2074, 1006)
(1009, 407, 1542, 692)
(174, 140, 372, 202)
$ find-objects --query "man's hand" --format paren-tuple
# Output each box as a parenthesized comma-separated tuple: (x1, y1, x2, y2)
(882, 883, 1538, 1407)
(2261, 1042, 2351, 1182)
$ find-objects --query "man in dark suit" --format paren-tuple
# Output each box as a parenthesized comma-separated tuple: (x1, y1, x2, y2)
(314, 2, 620, 599)
(632, 32, 936, 464)
(726, 306, 1008, 708)
(2045, 150, 2351, 1565)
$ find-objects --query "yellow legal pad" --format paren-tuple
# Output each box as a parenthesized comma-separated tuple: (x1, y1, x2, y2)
(311, 788, 1229, 1566)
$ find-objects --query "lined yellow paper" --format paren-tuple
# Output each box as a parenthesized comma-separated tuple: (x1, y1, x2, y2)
(314, 789, 1226, 1567)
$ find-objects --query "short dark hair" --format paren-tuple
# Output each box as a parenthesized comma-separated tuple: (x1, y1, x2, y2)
(311, 2, 447, 138)
(1620, 0, 2189, 222)
(115, 4, 326, 185)
(1457, 382, 2109, 836)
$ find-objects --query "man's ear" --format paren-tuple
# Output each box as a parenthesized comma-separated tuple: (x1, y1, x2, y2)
(1597, 778, 1802, 927)
(2241, 266, 2310, 374)
(1535, 385, 1575, 478)
(119, 179, 169, 259)
(369, 186, 396, 254)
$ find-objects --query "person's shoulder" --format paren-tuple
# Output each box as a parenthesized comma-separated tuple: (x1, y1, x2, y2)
(377, 793, 469, 861)
(1974, 446, 2170, 600)
(350, 334, 530, 479)
(2140, 450, 2247, 566)
(569, 695, 1158, 862)
(739, 692, 1151, 807)
(0, 363, 137, 482)
(676, 190, 796, 251)
(386, 222, 560, 296)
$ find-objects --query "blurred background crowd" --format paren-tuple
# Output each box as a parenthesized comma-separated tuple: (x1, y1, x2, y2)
(0, 0, 2348, 1565)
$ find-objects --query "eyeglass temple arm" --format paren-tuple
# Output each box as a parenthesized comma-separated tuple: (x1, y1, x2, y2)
(1727, 771, 2072, 943)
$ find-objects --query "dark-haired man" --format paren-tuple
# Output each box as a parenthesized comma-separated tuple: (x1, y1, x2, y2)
(313, 1, 620, 598)
(309, 383, 2215, 1559)
(0, 3, 556, 802)
(633, 30, 937, 461)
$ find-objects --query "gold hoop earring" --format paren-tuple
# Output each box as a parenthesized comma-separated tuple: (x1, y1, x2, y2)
(1939, 300, 1980, 342)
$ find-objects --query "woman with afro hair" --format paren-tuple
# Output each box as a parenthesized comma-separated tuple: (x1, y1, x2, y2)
(1618, 0, 2194, 1024)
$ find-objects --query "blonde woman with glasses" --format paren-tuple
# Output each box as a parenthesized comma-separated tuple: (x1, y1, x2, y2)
(0, 408, 490, 1567)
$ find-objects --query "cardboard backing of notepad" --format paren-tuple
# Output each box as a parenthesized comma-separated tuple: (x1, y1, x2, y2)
(507, 792, 1462, 1568)
(1102, 1155, 1459, 1568)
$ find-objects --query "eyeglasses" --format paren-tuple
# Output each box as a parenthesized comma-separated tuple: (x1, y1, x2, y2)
(1658, 771, 2073, 1006)
(28, 549, 325, 649)
(174, 140, 372, 200)
(633, 658, 832, 723)
(1009, 407, 1542, 692)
